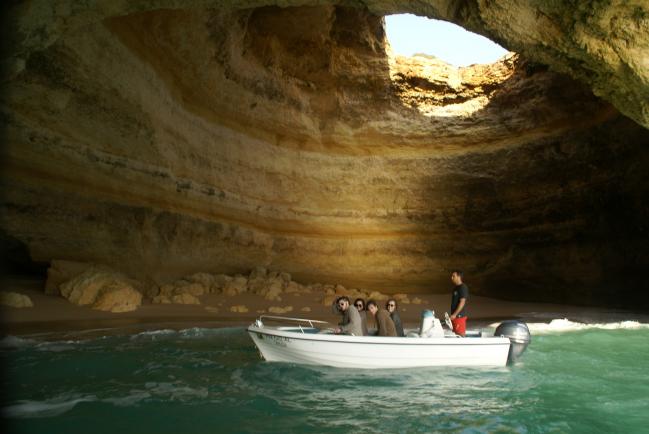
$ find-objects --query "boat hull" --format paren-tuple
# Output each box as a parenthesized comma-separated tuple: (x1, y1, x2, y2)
(247, 325, 511, 368)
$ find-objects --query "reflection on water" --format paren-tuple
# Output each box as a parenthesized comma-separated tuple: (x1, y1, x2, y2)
(2, 321, 649, 433)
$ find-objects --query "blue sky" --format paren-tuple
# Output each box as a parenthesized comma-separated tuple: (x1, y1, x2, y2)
(385, 14, 509, 67)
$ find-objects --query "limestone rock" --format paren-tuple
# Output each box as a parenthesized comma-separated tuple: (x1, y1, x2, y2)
(92, 285, 142, 312)
(230, 304, 249, 313)
(45, 260, 92, 295)
(171, 293, 201, 305)
(224, 275, 248, 296)
(321, 294, 337, 306)
(211, 274, 232, 293)
(152, 295, 172, 304)
(268, 306, 293, 314)
(284, 281, 303, 293)
(60, 268, 137, 306)
(301, 306, 311, 312)
(0, 292, 34, 308)
(368, 291, 388, 301)
(1, 2, 649, 309)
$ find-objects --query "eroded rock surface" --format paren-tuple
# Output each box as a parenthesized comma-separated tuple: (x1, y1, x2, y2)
(2, 2, 649, 308)
(0, 292, 34, 308)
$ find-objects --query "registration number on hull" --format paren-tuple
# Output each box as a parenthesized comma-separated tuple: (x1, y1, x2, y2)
(257, 333, 292, 347)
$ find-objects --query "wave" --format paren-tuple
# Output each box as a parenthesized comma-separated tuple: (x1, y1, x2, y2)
(488, 318, 649, 334)
(2, 394, 97, 419)
(0, 335, 39, 348)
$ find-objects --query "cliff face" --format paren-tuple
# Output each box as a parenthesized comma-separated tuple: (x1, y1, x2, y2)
(2, 2, 649, 307)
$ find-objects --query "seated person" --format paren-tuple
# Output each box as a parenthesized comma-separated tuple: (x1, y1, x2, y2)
(366, 300, 397, 337)
(354, 298, 369, 336)
(386, 299, 405, 337)
(333, 296, 364, 336)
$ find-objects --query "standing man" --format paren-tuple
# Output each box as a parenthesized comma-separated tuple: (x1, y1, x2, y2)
(449, 270, 469, 336)
(334, 296, 364, 336)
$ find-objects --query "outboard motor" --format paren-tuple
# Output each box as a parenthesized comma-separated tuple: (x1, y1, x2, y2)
(495, 320, 531, 364)
(419, 310, 444, 337)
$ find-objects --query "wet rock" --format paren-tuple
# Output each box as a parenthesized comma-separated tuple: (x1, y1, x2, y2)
(230, 305, 249, 313)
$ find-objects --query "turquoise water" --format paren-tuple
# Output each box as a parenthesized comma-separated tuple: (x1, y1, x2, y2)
(2, 320, 649, 434)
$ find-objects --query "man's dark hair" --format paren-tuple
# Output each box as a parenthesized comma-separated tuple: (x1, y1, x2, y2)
(336, 296, 350, 303)
(451, 270, 464, 278)
(366, 300, 378, 309)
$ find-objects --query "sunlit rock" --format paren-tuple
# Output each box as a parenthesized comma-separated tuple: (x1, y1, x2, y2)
(1, 1, 648, 309)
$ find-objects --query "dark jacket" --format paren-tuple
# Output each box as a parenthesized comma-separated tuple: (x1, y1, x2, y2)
(390, 311, 405, 337)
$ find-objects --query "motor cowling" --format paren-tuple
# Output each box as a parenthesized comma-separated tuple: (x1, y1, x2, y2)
(495, 320, 531, 364)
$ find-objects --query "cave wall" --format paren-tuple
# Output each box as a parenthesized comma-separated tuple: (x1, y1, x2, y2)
(1, 2, 649, 308)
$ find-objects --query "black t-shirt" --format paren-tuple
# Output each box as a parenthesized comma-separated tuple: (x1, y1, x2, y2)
(451, 283, 469, 317)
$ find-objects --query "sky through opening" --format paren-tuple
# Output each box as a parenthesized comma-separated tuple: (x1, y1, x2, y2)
(385, 14, 509, 67)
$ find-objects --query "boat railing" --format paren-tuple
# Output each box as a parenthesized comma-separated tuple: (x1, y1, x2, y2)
(257, 315, 330, 331)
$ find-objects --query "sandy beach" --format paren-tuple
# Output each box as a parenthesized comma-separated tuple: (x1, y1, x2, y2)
(1, 275, 640, 337)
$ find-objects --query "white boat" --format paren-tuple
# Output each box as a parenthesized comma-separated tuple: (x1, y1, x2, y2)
(247, 313, 531, 369)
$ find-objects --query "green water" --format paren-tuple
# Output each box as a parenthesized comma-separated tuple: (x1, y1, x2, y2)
(2, 321, 649, 434)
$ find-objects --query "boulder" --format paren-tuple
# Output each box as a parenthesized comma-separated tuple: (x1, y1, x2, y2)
(152, 295, 172, 304)
(171, 293, 201, 305)
(186, 273, 215, 289)
(45, 260, 92, 295)
(174, 282, 206, 297)
(0, 291, 34, 308)
(268, 306, 293, 314)
(322, 294, 337, 306)
(284, 281, 303, 293)
(411, 297, 423, 305)
(249, 266, 268, 280)
(92, 284, 142, 312)
(230, 304, 249, 313)
(224, 275, 248, 296)
(368, 291, 388, 301)
(60, 268, 137, 306)
(211, 274, 231, 291)
(301, 306, 311, 312)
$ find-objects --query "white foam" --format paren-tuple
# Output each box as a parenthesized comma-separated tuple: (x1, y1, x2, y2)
(2, 394, 96, 418)
(0, 335, 38, 348)
(144, 381, 209, 400)
(103, 390, 152, 407)
(129, 329, 177, 340)
(489, 318, 649, 335)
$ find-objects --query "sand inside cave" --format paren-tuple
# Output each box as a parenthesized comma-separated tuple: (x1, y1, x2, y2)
(1, 276, 641, 337)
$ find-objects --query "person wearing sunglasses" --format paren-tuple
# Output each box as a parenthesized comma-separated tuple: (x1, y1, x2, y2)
(353, 298, 369, 336)
(333, 296, 364, 336)
(366, 300, 397, 337)
(449, 270, 469, 337)
(385, 299, 405, 337)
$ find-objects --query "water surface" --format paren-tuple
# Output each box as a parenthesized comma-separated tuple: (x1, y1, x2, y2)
(2, 320, 648, 433)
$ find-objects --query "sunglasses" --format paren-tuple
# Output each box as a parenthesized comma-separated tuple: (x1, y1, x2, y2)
(387, 303, 396, 307)
(355, 303, 364, 308)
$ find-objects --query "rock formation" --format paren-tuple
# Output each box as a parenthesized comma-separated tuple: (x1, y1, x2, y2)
(0, 291, 34, 308)
(2, 2, 649, 308)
